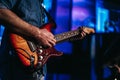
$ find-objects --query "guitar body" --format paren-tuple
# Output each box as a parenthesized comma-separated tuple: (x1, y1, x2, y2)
(10, 33, 38, 67)
(9, 22, 63, 68)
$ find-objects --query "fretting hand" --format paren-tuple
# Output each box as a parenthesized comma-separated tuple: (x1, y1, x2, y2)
(80, 27, 95, 39)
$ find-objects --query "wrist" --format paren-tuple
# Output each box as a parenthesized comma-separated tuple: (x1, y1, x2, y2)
(30, 26, 41, 40)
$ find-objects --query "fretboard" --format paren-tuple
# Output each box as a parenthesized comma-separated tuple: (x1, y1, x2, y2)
(54, 29, 80, 43)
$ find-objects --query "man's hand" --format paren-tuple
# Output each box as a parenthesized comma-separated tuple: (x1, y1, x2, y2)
(34, 28, 56, 48)
(80, 27, 95, 39)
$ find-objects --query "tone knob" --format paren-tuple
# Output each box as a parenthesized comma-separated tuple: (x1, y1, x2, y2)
(38, 49, 43, 54)
(39, 56, 43, 60)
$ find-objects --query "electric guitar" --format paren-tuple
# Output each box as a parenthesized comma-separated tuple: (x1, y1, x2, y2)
(9, 22, 93, 69)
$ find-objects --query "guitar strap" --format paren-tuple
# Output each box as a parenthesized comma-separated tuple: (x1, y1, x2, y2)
(40, 4, 57, 29)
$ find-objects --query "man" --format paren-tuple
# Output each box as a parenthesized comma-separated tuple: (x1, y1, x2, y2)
(0, 0, 95, 80)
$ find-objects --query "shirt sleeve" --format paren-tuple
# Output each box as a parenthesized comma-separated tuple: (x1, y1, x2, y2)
(0, 0, 17, 9)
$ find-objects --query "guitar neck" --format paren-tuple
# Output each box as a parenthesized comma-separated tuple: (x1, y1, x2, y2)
(54, 29, 80, 43)
(27, 28, 82, 51)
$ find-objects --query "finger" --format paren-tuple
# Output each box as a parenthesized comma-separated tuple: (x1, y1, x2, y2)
(82, 27, 95, 34)
(88, 28, 95, 33)
(90, 29, 95, 33)
(43, 38, 56, 48)
(81, 31, 87, 36)
(51, 38, 56, 43)
(80, 31, 86, 39)
(42, 41, 52, 49)
(48, 38, 56, 46)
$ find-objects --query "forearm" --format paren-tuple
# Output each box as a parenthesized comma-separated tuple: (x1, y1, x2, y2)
(0, 8, 57, 48)
(0, 8, 39, 38)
